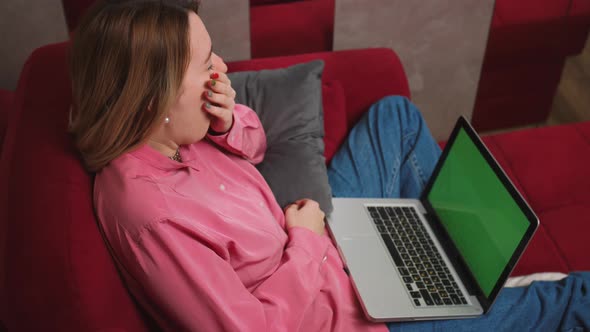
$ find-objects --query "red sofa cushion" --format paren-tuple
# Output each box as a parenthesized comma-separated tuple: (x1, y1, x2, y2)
(322, 80, 347, 162)
(250, 0, 303, 6)
(481, 121, 590, 274)
(250, 0, 335, 58)
(485, 0, 590, 63)
(0, 89, 13, 149)
(1, 43, 153, 332)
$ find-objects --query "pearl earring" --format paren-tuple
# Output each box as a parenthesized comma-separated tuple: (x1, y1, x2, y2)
(164, 117, 170, 124)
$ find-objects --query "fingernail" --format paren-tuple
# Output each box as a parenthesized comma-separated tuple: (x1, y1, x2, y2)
(205, 102, 211, 109)
(207, 90, 213, 97)
(210, 73, 219, 79)
(211, 79, 216, 86)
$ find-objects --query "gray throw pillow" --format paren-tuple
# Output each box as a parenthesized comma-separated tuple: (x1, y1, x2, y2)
(228, 60, 333, 213)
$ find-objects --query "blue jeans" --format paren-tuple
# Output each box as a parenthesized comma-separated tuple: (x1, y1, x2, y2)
(327, 96, 590, 332)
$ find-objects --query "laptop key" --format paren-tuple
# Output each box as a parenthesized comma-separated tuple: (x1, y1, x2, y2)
(419, 290, 434, 306)
(410, 291, 421, 298)
(412, 275, 420, 282)
(446, 286, 456, 294)
(408, 267, 417, 274)
(403, 276, 413, 283)
(380, 234, 404, 266)
(443, 298, 453, 305)
(416, 282, 425, 289)
(385, 207, 394, 215)
(431, 293, 443, 305)
(451, 294, 462, 305)
(406, 283, 413, 291)
(399, 268, 409, 276)
(439, 291, 449, 298)
(414, 299, 421, 307)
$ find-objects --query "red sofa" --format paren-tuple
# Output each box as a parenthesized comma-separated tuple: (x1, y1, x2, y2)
(2, 39, 590, 330)
(472, 0, 590, 131)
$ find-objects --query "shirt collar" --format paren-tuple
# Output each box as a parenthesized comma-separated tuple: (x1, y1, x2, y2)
(129, 143, 200, 172)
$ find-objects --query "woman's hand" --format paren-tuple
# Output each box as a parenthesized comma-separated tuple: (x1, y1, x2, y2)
(284, 199, 326, 236)
(203, 72, 236, 134)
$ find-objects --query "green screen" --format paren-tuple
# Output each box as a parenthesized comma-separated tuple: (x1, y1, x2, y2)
(427, 129, 529, 297)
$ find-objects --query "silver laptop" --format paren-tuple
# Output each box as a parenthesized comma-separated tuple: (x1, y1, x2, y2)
(326, 117, 539, 322)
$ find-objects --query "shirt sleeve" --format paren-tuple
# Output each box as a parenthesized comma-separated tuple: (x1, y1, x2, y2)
(206, 103, 267, 164)
(129, 218, 331, 332)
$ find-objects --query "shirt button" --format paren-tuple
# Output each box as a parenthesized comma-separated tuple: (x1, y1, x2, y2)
(219, 184, 226, 191)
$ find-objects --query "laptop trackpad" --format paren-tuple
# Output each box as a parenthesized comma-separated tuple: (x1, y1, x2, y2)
(339, 237, 412, 320)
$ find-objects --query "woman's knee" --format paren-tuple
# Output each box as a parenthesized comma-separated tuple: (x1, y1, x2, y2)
(370, 95, 424, 131)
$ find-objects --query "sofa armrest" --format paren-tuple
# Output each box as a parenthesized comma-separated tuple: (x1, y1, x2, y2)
(228, 47, 410, 130)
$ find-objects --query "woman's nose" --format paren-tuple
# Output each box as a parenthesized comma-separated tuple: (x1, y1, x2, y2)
(212, 53, 228, 73)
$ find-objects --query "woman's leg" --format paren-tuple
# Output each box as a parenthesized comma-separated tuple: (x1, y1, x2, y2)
(390, 272, 590, 332)
(328, 95, 441, 199)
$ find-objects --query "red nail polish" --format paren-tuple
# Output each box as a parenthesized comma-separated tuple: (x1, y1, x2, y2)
(210, 73, 219, 79)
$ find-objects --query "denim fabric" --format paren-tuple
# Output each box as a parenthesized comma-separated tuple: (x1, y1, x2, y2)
(327, 96, 590, 332)
(327, 96, 441, 200)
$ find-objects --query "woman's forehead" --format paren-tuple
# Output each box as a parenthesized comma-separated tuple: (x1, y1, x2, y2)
(188, 12, 211, 64)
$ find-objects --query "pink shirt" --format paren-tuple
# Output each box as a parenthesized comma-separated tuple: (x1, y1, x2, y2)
(94, 104, 388, 332)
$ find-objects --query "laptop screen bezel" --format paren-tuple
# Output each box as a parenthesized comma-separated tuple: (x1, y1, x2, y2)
(419, 116, 539, 312)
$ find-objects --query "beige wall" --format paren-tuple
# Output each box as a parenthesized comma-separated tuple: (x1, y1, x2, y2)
(334, 0, 495, 140)
(199, 0, 251, 62)
(0, 0, 69, 90)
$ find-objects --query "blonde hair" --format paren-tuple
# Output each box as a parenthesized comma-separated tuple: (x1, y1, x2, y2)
(69, 0, 200, 172)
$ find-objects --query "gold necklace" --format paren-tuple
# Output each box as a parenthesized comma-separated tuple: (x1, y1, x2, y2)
(169, 149, 182, 162)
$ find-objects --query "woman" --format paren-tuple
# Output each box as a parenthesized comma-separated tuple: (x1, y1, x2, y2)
(69, 1, 589, 331)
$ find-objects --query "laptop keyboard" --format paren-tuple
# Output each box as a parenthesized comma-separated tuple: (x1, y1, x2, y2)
(368, 206, 468, 307)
